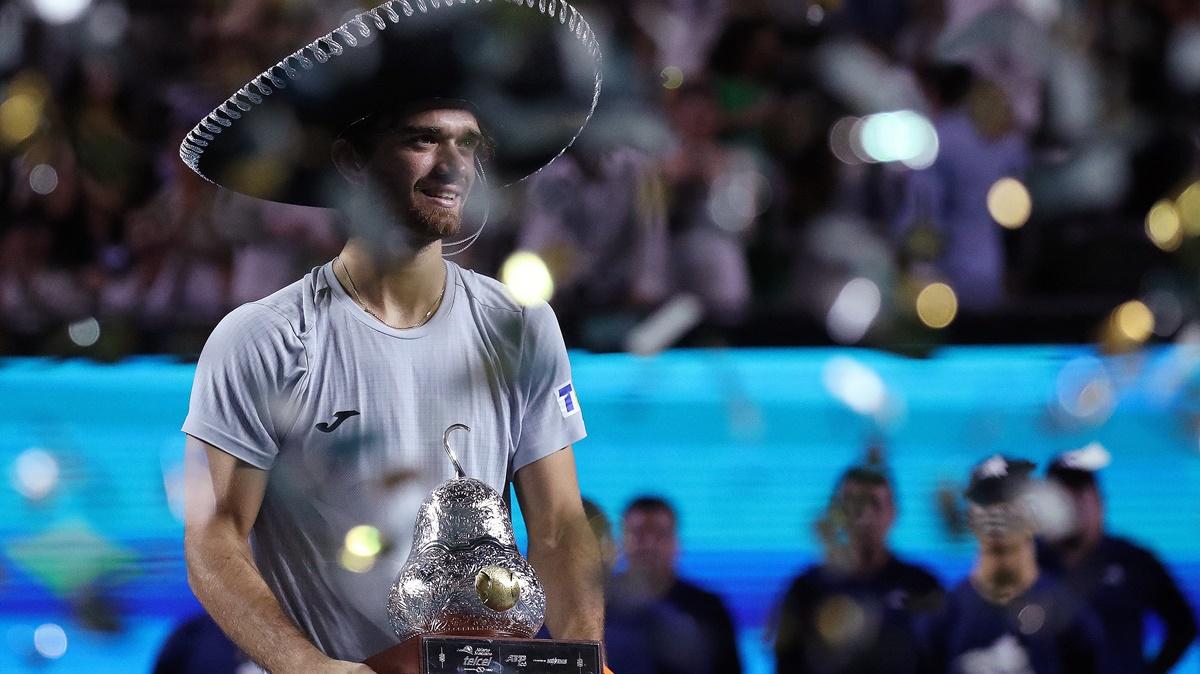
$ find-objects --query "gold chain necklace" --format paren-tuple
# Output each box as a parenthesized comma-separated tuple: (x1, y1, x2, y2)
(336, 257, 446, 330)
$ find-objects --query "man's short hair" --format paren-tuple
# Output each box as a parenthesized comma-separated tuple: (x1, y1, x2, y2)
(622, 495, 677, 524)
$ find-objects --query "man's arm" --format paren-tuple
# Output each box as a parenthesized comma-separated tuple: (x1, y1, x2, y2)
(512, 445, 605, 642)
(184, 435, 373, 674)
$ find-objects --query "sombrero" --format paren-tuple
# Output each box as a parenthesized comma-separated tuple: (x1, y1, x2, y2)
(179, 0, 602, 207)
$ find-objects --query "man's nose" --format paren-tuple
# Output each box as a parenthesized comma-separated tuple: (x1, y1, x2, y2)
(434, 143, 469, 180)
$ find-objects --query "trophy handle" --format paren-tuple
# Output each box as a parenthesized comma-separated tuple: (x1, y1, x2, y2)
(442, 424, 470, 479)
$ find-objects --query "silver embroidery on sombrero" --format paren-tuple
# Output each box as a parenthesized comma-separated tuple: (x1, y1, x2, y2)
(179, 0, 602, 180)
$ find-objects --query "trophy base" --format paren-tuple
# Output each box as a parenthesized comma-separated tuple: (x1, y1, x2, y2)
(365, 633, 602, 674)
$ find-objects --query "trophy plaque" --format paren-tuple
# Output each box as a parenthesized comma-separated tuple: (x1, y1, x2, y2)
(364, 425, 603, 674)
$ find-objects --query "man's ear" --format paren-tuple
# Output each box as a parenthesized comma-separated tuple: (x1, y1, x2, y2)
(331, 138, 367, 186)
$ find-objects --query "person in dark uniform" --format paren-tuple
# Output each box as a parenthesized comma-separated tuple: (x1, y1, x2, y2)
(1040, 448, 1197, 674)
(773, 465, 943, 674)
(604, 496, 742, 674)
(920, 455, 1110, 674)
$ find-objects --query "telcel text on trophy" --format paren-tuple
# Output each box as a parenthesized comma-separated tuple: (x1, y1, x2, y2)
(366, 425, 602, 673)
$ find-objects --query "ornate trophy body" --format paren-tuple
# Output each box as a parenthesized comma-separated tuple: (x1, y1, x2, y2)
(365, 425, 602, 673)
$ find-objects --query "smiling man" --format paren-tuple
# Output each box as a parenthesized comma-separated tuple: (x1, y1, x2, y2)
(176, 2, 605, 672)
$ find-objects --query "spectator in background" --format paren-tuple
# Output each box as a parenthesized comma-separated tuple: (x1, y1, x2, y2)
(920, 456, 1108, 674)
(606, 496, 742, 674)
(893, 64, 1029, 313)
(517, 108, 672, 350)
(1040, 448, 1198, 674)
(153, 612, 264, 674)
(661, 82, 754, 334)
(773, 465, 942, 674)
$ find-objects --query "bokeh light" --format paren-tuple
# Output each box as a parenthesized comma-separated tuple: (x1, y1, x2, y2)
(33, 623, 68, 659)
(344, 525, 382, 558)
(500, 251, 554, 306)
(29, 163, 58, 195)
(1144, 290, 1183, 337)
(13, 448, 60, 500)
(987, 178, 1033, 230)
(828, 117, 862, 165)
(660, 66, 683, 90)
(708, 169, 770, 232)
(1176, 182, 1200, 237)
(30, 0, 94, 24)
(1145, 199, 1182, 251)
(340, 525, 382, 574)
(822, 356, 887, 416)
(915, 283, 958, 329)
(86, 1, 129, 46)
(855, 111, 939, 169)
(0, 94, 42, 146)
(1055, 357, 1116, 423)
(1017, 603, 1046, 634)
(826, 277, 881, 344)
(1111, 300, 1154, 344)
(68, 317, 101, 347)
(815, 595, 866, 646)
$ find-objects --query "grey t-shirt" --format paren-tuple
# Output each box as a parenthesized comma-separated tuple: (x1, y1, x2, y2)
(182, 259, 586, 661)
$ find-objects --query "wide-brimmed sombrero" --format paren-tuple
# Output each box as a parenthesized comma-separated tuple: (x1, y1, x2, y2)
(180, 0, 601, 207)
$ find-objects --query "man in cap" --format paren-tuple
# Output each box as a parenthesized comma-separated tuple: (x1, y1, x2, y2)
(178, 2, 606, 672)
(1040, 446, 1197, 674)
(919, 455, 1109, 674)
(773, 465, 943, 674)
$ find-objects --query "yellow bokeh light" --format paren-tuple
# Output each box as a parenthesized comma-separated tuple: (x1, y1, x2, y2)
(1177, 183, 1200, 237)
(344, 525, 382, 557)
(0, 94, 42, 146)
(1112, 300, 1154, 343)
(339, 548, 376, 573)
(661, 66, 684, 90)
(987, 177, 1032, 229)
(1145, 199, 1182, 251)
(500, 251, 554, 306)
(915, 282, 958, 329)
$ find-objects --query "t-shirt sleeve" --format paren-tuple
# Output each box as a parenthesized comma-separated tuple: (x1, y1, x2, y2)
(511, 301, 586, 472)
(181, 303, 308, 470)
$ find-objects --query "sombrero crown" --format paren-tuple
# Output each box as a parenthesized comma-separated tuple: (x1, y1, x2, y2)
(180, 0, 602, 207)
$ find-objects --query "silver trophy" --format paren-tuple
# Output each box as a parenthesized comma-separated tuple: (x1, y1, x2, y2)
(366, 424, 600, 674)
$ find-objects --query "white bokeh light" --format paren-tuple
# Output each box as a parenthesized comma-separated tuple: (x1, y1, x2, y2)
(13, 448, 60, 500)
(33, 623, 67, 659)
(856, 111, 939, 169)
(29, 164, 58, 195)
(822, 357, 887, 416)
(30, 0, 94, 24)
(68, 317, 101, 347)
(826, 278, 881, 344)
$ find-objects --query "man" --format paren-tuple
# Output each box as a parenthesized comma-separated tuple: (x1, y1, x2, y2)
(1040, 447, 1197, 674)
(920, 455, 1108, 674)
(773, 466, 942, 674)
(605, 496, 742, 674)
(178, 3, 606, 672)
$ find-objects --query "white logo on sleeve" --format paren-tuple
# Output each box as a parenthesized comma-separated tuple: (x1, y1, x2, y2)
(556, 381, 580, 418)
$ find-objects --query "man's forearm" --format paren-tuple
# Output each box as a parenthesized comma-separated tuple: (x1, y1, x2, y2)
(527, 514, 605, 641)
(186, 527, 332, 673)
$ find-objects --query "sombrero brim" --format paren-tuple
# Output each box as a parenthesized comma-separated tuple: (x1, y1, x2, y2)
(180, 0, 601, 207)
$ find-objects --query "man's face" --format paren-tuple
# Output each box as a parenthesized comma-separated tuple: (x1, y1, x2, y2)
(355, 107, 483, 244)
(837, 480, 896, 551)
(622, 508, 677, 577)
(977, 530, 1033, 595)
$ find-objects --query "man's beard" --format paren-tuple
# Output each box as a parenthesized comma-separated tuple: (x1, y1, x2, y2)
(405, 202, 463, 243)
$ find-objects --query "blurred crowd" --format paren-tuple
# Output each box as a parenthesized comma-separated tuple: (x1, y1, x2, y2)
(153, 448, 1199, 674)
(4, 0, 1200, 355)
